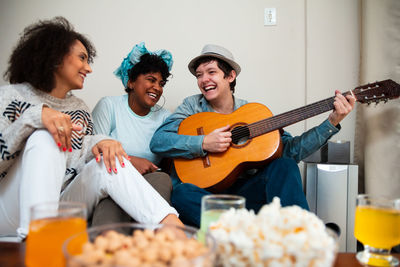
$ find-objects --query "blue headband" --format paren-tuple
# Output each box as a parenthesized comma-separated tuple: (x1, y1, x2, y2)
(114, 42, 173, 87)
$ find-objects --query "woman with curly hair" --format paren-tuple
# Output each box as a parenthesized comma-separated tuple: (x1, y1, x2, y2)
(0, 17, 182, 240)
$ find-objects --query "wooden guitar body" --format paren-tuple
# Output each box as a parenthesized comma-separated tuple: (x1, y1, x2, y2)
(174, 103, 282, 192)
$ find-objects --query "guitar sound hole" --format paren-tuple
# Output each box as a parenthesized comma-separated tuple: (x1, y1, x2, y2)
(231, 125, 250, 145)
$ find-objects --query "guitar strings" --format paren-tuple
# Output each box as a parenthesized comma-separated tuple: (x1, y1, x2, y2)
(238, 89, 356, 138)
(232, 98, 334, 138)
(251, 99, 333, 137)
(258, 91, 353, 132)
(230, 86, 394, 140)
(230, 95, 337, 140)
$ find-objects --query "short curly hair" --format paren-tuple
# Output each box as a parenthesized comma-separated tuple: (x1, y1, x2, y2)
(125, 53, 171, 93)
(3, 16, 96, 93)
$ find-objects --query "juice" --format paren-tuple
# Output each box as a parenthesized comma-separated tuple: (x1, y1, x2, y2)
(200, 209, 225, 233)
(354, 206, 400, 249)
(25, 217, 87, 267)
(198, 209, 225, 244)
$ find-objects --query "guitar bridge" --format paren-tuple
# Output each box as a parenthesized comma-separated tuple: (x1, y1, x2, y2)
(197, 127, 211, 168)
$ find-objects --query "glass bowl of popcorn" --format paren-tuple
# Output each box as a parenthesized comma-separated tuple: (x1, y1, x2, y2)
(208, 198, 339, 267)
(63, 222, 216, 267)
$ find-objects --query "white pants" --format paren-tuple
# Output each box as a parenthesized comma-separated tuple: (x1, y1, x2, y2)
(0, 130, 177, 239)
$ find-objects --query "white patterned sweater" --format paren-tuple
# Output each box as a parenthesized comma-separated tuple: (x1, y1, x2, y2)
(0, 83, 108, 188)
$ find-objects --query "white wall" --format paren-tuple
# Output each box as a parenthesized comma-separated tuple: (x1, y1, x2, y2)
(0, 0, 359, 159)
(359, 0, 400, 197)
(306, 0, 359, 160)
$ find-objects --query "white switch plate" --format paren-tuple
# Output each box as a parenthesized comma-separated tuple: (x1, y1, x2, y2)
(264, 8, 276, 26)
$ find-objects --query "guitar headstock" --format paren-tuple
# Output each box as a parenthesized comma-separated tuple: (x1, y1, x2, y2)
(352, 79, 400, 104)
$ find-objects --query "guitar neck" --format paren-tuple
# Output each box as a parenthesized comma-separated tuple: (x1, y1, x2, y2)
(249, 92, 349, 138)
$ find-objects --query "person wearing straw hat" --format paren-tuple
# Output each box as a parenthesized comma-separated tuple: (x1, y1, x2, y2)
(150, 44, 355, 227)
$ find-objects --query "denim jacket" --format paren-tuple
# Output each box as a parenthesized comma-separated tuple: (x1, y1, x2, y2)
(150, 94, 340, 185)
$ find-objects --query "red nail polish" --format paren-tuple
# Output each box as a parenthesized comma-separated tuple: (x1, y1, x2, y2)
(114, 168, 117, 173)
(62, 147, 67, 152)
(108, 168, 111, 173)
(96, 157, 99, 162)
(57, 142, 61, 147)
(122, 162, 125, 167)
(69, 148, 72, 152)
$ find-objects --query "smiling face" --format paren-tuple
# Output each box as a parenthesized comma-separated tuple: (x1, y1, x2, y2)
(53, 40, 92, 97)
(127, 72, 165, 116)
(195, 60, 236, 105)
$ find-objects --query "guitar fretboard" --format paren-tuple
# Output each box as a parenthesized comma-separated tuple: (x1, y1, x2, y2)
(231, 79, 399, 142)
(248, 92, 352, 138)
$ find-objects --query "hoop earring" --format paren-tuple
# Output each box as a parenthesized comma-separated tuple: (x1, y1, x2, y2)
(152, 95, 166, 112)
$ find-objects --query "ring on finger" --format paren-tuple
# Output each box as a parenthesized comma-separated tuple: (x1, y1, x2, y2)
(57, 126, 65, 134)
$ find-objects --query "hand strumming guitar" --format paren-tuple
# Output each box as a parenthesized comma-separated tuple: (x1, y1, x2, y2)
(202, 125, 232, 153)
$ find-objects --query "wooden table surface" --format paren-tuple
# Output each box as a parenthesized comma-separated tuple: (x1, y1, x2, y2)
(0, 242, 26, 267)
(0, 241, 399, 267)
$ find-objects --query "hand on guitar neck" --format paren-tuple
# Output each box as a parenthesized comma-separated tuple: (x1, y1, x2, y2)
(328, 90, 356, 126)
(201, 91, 356, 154)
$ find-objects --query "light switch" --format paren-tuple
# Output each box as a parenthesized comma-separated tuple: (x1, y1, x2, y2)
(264, 8, 276, 26)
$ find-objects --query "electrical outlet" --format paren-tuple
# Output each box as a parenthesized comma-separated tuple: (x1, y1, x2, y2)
(264, 8, 276, 26)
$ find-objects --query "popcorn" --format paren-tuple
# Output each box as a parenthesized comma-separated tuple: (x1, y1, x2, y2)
(209, 197, 337, 267)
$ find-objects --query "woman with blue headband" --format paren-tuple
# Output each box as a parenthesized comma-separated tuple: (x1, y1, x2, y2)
(92, 43, 175, 223)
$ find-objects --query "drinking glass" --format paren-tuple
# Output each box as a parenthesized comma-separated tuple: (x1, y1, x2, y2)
(200, 194, 245, 236)
(354, 194, 400, 266)
(25, 201, 87, 267)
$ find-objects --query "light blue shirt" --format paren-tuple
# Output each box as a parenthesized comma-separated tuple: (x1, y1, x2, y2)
(92, 95, 171, 165)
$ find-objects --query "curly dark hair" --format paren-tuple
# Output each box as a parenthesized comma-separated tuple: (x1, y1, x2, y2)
(3, 16, 96, 92)
(192, 56, 237, 93)
(125, 53, 171, 93)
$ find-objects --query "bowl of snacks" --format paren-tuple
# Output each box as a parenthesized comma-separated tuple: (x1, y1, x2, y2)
(63, 223, 216, 267)
(208, 197, 338, 267)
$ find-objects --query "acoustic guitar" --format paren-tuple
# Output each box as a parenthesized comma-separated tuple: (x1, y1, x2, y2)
(174, 79, 400, 192)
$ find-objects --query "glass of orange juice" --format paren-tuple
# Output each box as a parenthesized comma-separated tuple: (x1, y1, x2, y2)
(25, 201, 87, 267)
(354, 194, 400, 266)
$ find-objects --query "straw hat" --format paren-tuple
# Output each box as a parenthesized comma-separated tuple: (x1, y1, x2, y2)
(188, 44, 241, 76)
